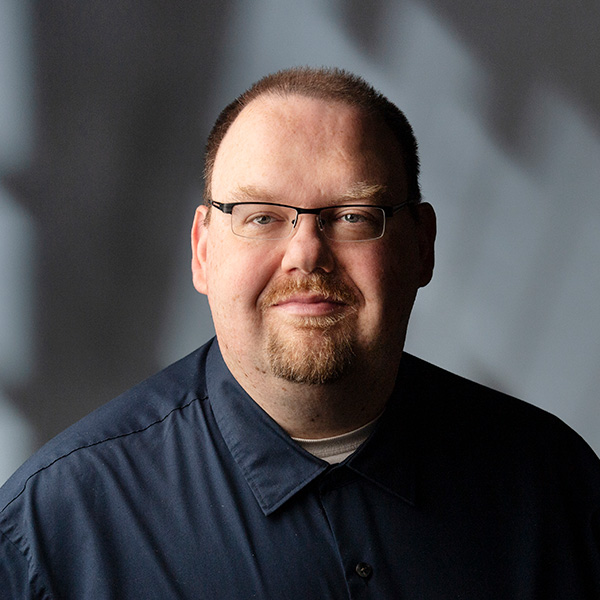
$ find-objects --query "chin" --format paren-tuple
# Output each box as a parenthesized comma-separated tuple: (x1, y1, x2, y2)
(266, 325, 356, 385)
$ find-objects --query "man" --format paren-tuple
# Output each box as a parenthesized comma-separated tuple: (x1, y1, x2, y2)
(1, 67, 599, 599)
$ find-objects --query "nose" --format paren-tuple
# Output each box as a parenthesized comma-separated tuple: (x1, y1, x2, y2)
(280, 213, 335, 274)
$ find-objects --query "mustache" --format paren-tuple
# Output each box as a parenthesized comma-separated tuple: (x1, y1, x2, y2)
(260, 273, 358, 309)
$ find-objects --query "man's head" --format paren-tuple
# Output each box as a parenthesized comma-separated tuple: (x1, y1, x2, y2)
(191, 67, 435, 408)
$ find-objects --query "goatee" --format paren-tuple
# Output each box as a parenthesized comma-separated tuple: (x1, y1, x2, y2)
(260, 274, 358, 385)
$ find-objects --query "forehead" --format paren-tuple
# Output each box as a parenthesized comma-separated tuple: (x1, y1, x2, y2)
(211, 94, 405, 201)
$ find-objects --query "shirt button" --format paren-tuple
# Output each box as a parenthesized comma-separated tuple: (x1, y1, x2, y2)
(355, 562, 373, 579)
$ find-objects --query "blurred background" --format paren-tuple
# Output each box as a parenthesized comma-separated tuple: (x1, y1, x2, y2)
(1, 0, 599, 483)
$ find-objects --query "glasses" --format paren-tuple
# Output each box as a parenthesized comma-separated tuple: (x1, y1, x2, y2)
(209, 200, 414, 242)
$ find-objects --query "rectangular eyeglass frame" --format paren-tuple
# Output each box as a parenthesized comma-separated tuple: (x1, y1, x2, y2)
(209, 199, 414, 218)
(208, 199, 416, 242)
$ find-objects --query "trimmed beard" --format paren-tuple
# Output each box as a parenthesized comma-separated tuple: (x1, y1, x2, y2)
(261, 275, 358, 385)
(266, 313, 356, 384)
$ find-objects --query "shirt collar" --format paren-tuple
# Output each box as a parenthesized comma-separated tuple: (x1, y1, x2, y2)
(205, 340, 416, 515)
(345, 387, 417, 506)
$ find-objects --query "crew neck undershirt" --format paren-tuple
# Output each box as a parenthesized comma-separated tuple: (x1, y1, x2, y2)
(292, 415, 381, 464)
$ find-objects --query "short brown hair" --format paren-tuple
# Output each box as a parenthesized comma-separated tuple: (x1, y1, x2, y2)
(203, 67, 421, 205)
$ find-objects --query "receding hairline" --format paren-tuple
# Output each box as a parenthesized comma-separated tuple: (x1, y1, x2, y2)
(227, 89, 385, 123)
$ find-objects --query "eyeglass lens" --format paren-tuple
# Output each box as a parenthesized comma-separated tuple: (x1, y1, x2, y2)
(230, 204, 385, 241)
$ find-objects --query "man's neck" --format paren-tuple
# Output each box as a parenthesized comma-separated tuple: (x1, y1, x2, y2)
(222, 350, 400, 439)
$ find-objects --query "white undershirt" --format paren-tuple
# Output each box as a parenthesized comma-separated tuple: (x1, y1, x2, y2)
(292, 415, 381, 464)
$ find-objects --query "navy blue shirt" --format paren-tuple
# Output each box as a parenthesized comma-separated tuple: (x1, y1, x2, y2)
(1, 338, 600, 598)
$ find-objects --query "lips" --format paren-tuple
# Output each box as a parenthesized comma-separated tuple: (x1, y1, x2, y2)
(271, 293, 348, 316)
(260, 275, 357, 315)
(273, 292, 344, 305)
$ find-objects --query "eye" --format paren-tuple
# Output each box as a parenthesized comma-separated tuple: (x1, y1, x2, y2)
(330, 208, 377, 225)
(231, 203, 295, 239)
(339, 212, 367, 224)
(237, 206, 290, 229)
(251, 214, 277, 226)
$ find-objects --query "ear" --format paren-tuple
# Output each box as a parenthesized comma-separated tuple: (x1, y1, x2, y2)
(415, 202, 436, 288)
(191, 205, 209, 295)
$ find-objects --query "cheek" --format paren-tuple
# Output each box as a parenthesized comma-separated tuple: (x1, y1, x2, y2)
(205, 238, 281, 311)
(354, 242, 421, 318)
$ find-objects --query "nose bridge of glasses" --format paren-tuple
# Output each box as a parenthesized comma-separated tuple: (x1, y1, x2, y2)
(291, 207, 326, 233)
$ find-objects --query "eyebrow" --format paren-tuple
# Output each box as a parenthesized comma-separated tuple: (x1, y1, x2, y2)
(339, 182, 388, 203)
(229, 183, 388, 205)
(229, 186, 278, 203)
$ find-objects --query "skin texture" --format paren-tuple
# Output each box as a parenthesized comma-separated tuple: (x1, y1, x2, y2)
(191, 94, 436, 438)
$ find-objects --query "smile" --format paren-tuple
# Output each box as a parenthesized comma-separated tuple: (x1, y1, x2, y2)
(271, 294, 350, 317)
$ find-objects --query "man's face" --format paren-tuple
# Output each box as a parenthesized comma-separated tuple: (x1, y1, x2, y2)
(192, 94, 434, 387)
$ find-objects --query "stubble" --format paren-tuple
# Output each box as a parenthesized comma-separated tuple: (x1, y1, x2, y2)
(260, 274, 358, 385)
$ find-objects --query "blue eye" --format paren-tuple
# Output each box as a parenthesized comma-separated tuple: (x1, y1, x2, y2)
(252, 214, 276, 225)
(329, 209, 377, 225)
(340, 213, 366, 224)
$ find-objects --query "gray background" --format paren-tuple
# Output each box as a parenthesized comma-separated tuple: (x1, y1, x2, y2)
(1, 0, 599, 483)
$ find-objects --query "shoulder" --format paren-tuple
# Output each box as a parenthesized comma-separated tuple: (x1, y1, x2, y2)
(397, 352, 600, 485)
(399, 351, 577, 427)
(0, 340, 213, 513)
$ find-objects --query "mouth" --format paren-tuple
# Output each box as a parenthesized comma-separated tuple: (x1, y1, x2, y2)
(271, 293, 349, 317)
(259, 273, 359, 323)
